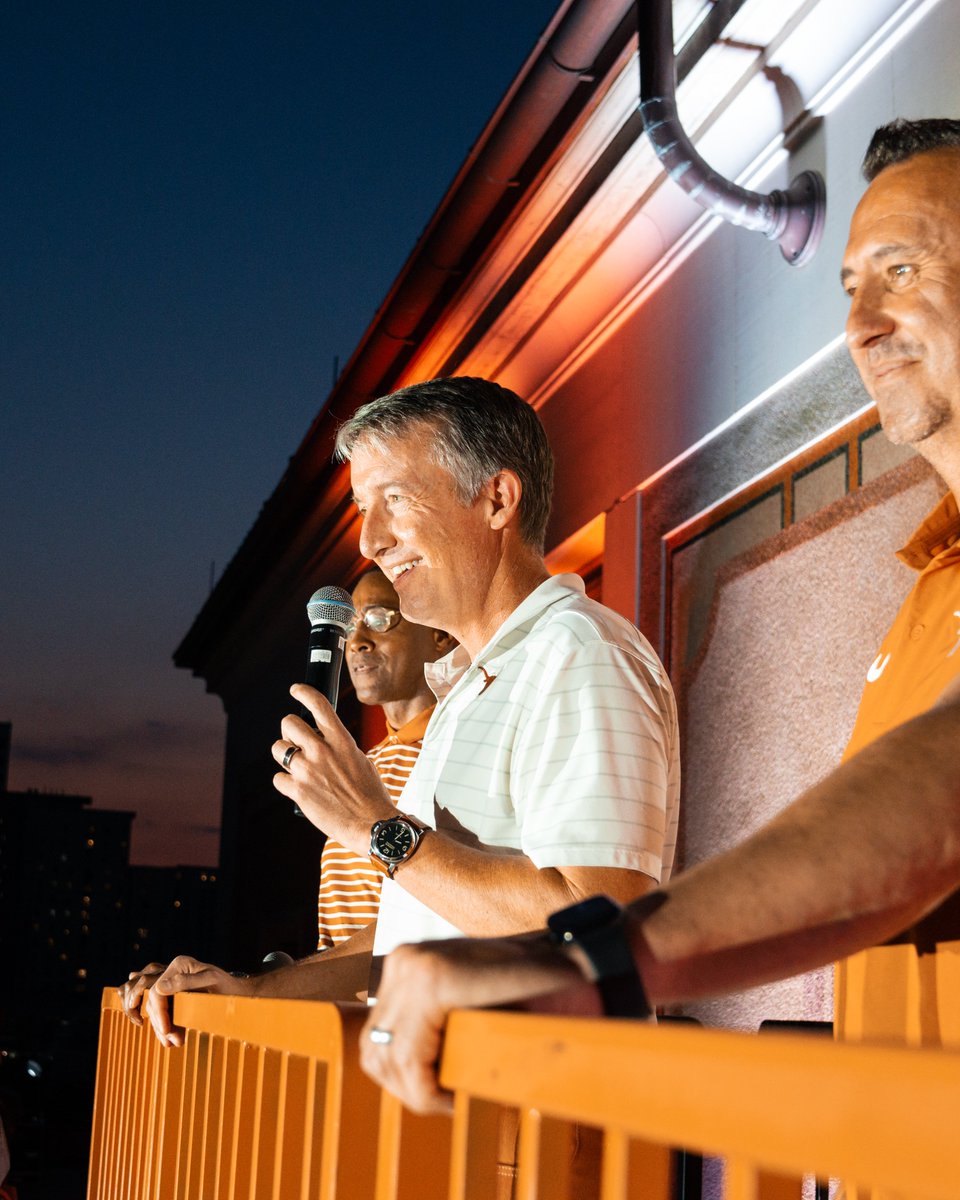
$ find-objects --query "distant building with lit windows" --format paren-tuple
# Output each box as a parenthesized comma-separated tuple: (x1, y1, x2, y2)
(0, 789, 134, 1019)
(126, 865, 219, 968)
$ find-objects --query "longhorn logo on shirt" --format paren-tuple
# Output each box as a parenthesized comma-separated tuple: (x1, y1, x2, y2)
(866, 653, 890, 682)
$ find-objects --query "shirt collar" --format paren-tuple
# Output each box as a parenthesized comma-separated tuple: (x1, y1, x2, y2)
(896, 491, 960, 571)
(383, 704, 435, 744)
(423, 574, 586, 701)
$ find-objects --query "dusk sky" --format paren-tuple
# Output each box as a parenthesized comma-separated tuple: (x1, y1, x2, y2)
(1, 1, 558, 865)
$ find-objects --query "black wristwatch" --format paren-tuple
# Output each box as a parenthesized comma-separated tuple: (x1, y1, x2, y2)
(547, 894, 651, 1018)
(369, 815, 428, 878)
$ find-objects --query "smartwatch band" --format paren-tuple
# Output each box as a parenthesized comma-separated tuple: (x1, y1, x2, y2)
(547, 894, 655, 1019)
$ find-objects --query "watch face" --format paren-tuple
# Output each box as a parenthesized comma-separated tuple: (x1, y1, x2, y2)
(372, 819, 415, 862)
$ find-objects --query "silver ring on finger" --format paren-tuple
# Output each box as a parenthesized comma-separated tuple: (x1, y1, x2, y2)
(281, 744, 302, 770)
(368, 1026, 394, 1046)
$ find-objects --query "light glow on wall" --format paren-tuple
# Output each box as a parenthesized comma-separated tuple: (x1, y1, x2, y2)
(807, 0, 947, 117)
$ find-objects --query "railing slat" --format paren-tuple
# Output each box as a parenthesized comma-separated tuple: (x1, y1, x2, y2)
(181, 1029, 206, 1200)
(140, 1024, 162, 1200)
(726, 1157, 759, 1200)
(213, 1037, 240, 1200)
(449, 1094, 501, 1200)
(86, 1005, 116, 1200)
(306, 1058, 327, 1200)
(374, 1092, 453, 1200)
(600, 1129, 673, 1200)
(154, 1032, 187, 1199)
(253, 1047, 282, 1199)
(516, 1109, 572, 1199)
(199, 1034, 226, 1199)
(273, 1052, 311, 1200)
(756, 1168, 804, 1200)
(105, 1013, 129, 1200)
(232, 1042, 264, 1200)
(126, 1019, 143, 1200)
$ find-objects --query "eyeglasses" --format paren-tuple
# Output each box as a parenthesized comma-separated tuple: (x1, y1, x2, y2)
(346, 605, 402, 638)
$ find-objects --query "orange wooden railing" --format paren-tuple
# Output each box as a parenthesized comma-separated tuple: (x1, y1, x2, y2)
(88, 988, 960, 1200)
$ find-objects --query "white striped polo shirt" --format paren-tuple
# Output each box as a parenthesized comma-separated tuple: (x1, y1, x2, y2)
(373, 574, 680, 956)
(316, 706, 433, 951)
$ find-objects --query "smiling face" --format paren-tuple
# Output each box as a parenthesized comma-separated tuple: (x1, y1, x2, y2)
(350, 418, 549, 656)
(350, 422, 503, 647)
(842, 149, 960, 451)
(346, 570, 449, 727)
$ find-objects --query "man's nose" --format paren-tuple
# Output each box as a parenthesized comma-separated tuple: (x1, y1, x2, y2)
(846, 279, 895, 350)
(347, 622, 373, 651)
(359, 506, 393, 562)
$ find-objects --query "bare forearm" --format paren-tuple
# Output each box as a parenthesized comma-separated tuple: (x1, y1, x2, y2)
(634, 700, 960, 1002)
(251, 924, 376, 1001)
(295, 919, 376, 965)
(395, 837, 654, 935)
(251, 949, 372, 1001)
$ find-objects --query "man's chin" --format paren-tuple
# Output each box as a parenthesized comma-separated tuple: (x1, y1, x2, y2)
(876, 387, 952, 447)
(349, 678, 382, 706)
(880, 408, 950, 447)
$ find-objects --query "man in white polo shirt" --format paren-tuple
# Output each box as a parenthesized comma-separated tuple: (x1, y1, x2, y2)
(149, 376, 679, 1192)
(148, 376, 679, 1080)
(272, 376, 680, 967)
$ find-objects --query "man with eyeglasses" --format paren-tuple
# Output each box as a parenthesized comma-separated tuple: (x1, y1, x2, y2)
(317, 568, 453, 952)
(118, 568, 452, 1028)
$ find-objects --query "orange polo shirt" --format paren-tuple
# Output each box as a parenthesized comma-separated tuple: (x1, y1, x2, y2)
(836, 491, 960, 1049)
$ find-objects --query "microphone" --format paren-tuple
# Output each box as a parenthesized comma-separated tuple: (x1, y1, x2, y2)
(303, 585, 355, 712)
(290, 585, 355, 818)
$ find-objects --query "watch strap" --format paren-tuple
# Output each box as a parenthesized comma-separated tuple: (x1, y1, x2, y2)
(579, 922, 650, 1019)
(548, 894, 654, 1019)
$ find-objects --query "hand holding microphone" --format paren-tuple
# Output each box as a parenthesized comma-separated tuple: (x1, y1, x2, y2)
(287, 585, 354, 815)
(273, 584, 395, 847)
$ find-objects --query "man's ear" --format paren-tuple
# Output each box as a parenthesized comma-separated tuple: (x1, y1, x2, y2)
(431, 629, 457, 656)
(485, 469, 522, 532)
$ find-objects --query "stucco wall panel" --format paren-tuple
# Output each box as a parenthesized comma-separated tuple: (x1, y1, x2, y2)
(674, 465, 944, 1029)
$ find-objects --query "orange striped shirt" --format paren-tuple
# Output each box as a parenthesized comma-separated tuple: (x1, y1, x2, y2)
(316, 706, 433, 951)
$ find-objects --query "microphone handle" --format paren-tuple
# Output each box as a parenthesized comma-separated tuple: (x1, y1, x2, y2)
(291, 622, 348, 818)
(302, 623, 347, 718)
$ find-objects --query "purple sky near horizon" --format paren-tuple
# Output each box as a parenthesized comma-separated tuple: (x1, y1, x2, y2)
(0, 0, 558, 865)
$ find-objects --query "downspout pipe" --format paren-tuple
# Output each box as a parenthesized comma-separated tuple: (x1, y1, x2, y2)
(638, 0, 825, 266)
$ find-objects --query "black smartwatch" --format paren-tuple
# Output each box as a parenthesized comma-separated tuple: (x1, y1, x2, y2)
(547, 894, 651, 1018)
(369, 815, 428, 878)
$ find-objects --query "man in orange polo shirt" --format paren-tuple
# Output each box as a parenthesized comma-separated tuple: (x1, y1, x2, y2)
(315, 567, 452, 951)
(836, 117, 960, 1052)
(360, 117, 960, 1115)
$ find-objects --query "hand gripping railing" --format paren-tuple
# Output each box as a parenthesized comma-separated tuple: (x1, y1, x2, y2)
(88, 988, 960, 1200)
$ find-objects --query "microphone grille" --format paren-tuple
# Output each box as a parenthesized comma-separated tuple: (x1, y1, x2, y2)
(306, 585, 355, 629)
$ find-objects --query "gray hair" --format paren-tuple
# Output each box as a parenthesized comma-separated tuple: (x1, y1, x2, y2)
(862, 117, 960, 182)
(335, 376, 554, 553)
